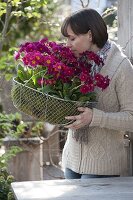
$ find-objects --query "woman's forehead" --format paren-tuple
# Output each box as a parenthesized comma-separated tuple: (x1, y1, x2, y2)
(67, 25, 77, 36)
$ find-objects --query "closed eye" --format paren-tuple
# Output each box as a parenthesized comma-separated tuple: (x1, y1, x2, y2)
(68, 37, 75, 42)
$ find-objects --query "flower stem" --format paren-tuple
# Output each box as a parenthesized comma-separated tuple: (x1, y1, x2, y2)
(24, 69, 47, 85)
(70, 83, 83, 92)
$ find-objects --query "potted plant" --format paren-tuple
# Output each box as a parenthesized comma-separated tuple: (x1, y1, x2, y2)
(12, 38, 110, 125)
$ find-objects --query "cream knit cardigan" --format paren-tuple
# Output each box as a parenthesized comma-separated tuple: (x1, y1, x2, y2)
(62, 41, 133, 176)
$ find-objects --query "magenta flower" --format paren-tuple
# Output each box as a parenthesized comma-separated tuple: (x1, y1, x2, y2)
(80, 84, 94, 94)
(25, 43, 36, 52)
(95, 73, 110, 90)
(38, 78, 55, 85)
(80, 72, 88, 82)
(14, 51, 20, 60)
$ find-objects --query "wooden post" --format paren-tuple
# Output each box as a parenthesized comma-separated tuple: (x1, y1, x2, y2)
(117, 0, 133, 176)
(42, 124, 60, 166)
(117, 0, 133, 60)
(4, 137, 43, 181)
(128, 133, 133, 176)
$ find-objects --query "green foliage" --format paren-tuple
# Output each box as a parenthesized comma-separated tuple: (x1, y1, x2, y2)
(15, 57, 97, 102)
(0, 112, 44, 139)
(0, 112, 22, 138)
(0, 47, 17, 80)
(0, 168, 15, 200)
(0, 146, 22, 168)
(0, 0, 61, 82)
(0, 112, 23, 169)
(0, 111, 44, 168)
(0, 0, 60, 48)
(102, 6, 117, 27)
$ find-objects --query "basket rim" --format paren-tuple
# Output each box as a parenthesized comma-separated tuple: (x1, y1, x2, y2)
(13, 77, 97, 105)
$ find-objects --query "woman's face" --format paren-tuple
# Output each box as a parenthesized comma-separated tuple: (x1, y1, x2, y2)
(66, 25, 92, 57)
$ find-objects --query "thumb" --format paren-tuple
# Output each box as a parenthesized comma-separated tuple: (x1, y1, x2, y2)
(77, 107, 86, 112)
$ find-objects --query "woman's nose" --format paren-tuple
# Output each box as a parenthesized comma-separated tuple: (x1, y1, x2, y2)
(66, 40, 72, 48)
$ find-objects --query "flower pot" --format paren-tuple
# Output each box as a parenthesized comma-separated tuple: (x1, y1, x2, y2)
(11, 78, 96, 125)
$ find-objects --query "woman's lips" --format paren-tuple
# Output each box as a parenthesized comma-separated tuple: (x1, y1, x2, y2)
(72, 50, 77, 54)
(72, 50, 79, 57)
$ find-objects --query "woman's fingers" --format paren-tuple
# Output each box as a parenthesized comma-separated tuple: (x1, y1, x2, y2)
(65, 120, 82, 129)
(65, 115, 77, 120)
(65, 114, 81, 120)
(77, 107, 86, 111)
(64, 107, 93, 129)
(65, 107, 84, 120)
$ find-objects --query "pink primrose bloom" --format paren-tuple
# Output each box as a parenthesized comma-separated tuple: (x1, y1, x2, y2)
(80, 83, 94, 94)
(72, 67, 81, 76)
(36, 42, 50, 54)
(19, 42, 31, 53)
(48, 41, 57, 48)
(37, 78, 56, 86)
(22, 52, 38, 67)
(46, 79, 56, 85)
(22, 56, 29, 65)
(37, 78, 45, 85)
(29, 59, 38, 67)
(100, 75, 110, 89)
(59, 76, 71, 83)
(80, 72, 89, 82)
(65, 68, 74, 77)
(63, 65, 75, 77)
(14, 51, 20, 60)
(34, 52, 44, 65)
(43, 55, 55, 66)
(50, 43, 76, 66)
(53, 62, 63, 73)
(94, 73, 110, 89)
(25, 43, 36, 53)
(85, 51, 104, 66)
(39, 38, 48, 44)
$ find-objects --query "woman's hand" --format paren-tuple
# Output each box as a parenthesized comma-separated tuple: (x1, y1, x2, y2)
(65, 107, 93, 130)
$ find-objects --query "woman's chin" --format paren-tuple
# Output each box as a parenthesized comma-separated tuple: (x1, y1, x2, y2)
(73, 52, 79, 57)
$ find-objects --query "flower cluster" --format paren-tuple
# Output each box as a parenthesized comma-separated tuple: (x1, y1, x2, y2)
(14, 38, 110, 102)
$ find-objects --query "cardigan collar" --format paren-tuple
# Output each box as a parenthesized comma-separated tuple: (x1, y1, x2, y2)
(100, 41, 126, 79)
(96, 41, 126, 97)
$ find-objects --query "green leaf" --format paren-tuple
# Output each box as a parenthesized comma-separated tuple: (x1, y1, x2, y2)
(78, 92, 97, 102)
(11, 11, 23, 17)
(0, 10, 6, 17)
(17, 70, 26, 82)
(62, 83, 71, 98)
(38, 85, 57, 95)
(31, 74, 39, 85)
(5, 74, 13, 81)
(11, 0, 22, 7)
(78, 96, 91, 102)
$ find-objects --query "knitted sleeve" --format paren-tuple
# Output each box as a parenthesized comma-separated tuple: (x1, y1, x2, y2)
(89, 59, 133, 132)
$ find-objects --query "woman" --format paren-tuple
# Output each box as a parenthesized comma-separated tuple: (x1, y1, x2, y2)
(61, 8, 133, 179)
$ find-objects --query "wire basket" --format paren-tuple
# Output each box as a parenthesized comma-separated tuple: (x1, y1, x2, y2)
(11, 78, 97, 125)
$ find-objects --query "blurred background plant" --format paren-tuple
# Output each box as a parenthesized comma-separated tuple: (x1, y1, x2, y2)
(102, 5, 118, 41)
(0, 111, 45, 169)
(0, 111, 46, 197)
(0, 0, 61, 82)
(0, 112, 45, 139)
(0, 167, 15, 200)
(0, 0, 60, 174)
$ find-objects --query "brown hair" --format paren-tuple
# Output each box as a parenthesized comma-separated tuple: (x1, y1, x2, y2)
(61, 9, 108, 48)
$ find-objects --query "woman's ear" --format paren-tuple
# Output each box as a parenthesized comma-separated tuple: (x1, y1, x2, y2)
(88, 30, 92, 41)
